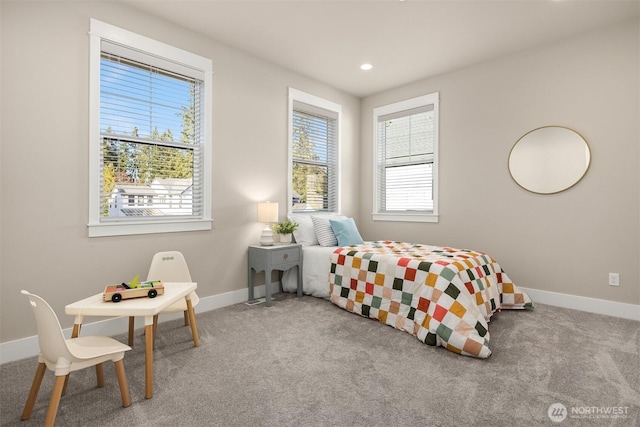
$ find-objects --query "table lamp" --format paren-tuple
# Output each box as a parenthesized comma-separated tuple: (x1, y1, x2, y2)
(257, 201, 279, 246)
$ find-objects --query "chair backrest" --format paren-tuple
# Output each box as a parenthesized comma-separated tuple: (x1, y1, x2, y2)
(146, 251, 192, 282)
(21, 290, 72, 363)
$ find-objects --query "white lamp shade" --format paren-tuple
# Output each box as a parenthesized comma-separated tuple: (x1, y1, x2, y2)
(257, 202, 279, 223)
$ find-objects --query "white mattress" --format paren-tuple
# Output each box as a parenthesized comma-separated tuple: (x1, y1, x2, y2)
(281, 245, 336, 299)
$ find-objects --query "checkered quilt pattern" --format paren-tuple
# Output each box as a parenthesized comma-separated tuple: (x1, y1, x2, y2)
(329, 241, 533, 358)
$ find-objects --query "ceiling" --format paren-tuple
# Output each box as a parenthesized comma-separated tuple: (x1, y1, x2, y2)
(124, 0, 640, 98)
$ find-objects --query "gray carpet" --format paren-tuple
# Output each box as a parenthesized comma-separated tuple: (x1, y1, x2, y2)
(1, 294, 638, 427)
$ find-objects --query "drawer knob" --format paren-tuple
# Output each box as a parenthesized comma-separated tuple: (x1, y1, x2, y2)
(284, 254, 288, 259)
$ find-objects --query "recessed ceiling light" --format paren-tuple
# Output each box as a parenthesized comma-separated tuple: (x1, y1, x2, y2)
(360, 63, 373, 71)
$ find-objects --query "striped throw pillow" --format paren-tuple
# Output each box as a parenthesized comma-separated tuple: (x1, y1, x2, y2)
(311, 214, 346, 247)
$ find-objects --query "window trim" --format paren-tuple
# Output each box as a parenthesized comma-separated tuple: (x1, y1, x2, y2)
(287, 87, 342, 216)
(372, 92, 439, 223)
(88, 19, 213, 237)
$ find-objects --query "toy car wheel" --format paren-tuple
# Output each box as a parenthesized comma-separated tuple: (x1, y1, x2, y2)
(148, 289, 158, 298)
(112, 293, 122, 303)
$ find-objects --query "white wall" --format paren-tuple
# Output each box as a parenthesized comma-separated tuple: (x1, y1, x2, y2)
(359, 19, 640, 307)
(0, 1, 360, 343)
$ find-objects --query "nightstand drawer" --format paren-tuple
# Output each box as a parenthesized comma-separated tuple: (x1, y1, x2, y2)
(270, 247, 300, 266)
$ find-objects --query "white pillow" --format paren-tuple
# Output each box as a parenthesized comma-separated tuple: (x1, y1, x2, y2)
(311, 214, 347, 247)
(288, 213, 317, 246)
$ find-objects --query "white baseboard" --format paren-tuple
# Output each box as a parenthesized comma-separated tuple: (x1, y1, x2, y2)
(520, 287, 640, 322)
(2, 285, 637, 364)
(0, 285, 264, 365)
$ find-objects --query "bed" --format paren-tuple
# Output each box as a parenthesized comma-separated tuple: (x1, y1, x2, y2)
(282, 245, 336, 298)
(280, 214, 532, 358)
(328, 241, 531, 358)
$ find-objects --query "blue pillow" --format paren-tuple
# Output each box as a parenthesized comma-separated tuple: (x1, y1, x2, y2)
(329, 217, 364, 246)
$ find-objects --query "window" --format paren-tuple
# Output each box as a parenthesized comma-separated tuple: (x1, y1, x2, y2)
(288, 88, 341, 213)
(88, 19, 213, 237)
(373, 93, 439, 222)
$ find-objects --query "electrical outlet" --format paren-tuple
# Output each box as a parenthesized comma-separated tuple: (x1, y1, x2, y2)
(608, 273, 620, 286)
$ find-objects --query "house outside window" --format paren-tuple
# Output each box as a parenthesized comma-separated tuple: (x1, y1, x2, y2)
(88, 19, 213, 237)
(288, 88, 341, 213)
(373, 92, 439, 222)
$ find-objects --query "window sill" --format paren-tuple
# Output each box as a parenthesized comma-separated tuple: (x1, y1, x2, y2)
(88, 218, 212, 237)
(372, 213, 439, 223)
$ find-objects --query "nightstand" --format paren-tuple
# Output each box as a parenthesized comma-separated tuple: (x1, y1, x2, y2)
(248, 243, 303, 307)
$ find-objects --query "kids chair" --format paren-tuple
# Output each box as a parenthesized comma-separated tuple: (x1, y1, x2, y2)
(20, 290, 131, 427)
(127, 251, 200, 346)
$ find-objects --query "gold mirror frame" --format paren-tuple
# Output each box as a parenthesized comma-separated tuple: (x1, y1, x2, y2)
(508, 126, 591, 194)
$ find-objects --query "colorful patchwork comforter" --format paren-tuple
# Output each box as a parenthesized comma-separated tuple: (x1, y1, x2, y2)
(329, 241, 532, 358)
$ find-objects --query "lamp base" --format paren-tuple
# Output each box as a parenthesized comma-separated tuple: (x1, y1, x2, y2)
(260, 227, 274, 246)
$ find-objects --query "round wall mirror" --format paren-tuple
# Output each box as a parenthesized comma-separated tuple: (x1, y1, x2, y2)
(508, 126, 591, 194)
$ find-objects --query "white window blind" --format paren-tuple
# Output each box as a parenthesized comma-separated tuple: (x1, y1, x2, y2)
(100, 50, 203, 219)
(88, 19, 212, 237)
(290, 96, 339, 213)
(373, 93, 439, 222)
